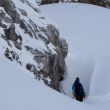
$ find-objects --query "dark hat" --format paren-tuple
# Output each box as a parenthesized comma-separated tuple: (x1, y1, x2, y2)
(76, 77, 80, 81)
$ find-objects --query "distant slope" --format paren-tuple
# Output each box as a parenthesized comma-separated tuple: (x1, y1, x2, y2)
(40, 3, 110, 96)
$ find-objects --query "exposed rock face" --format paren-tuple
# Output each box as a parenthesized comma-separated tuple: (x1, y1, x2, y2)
(0, 0, 68, 92)
(41, 0, 59, 5)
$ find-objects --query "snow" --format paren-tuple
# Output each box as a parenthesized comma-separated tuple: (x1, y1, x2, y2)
(0, 57, 99, 110)
(1, 2, 110, 110)
(0, 48, 109, 110)
(40, 2, 110, 105)
(0, 0, 59, 76)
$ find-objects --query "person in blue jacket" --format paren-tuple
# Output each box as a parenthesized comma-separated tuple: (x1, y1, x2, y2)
(72, 77, 85, 101)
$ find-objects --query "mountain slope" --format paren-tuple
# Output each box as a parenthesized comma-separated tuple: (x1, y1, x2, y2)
(0, 0, 68, 91)
(40, 3, 110, 98)
(1, 2, 110, 110)
(0, 56, 105, 110)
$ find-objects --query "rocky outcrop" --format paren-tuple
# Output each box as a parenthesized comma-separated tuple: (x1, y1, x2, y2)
(0, 0, 68, 92)
(41, 0, 59, 5)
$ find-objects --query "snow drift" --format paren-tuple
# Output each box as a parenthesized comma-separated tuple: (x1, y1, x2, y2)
(40, 3, 110, 96)
(0, 53, 105, 110)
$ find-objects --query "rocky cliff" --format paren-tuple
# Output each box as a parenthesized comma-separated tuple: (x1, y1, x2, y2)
(0, 0, 68, 91)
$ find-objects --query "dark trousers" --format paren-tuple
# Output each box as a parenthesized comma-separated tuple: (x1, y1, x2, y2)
(75, 95, 83, 102)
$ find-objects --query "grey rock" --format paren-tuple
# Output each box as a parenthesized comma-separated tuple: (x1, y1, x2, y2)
(20, 20, 33, 37)
(4, 16, 13, 23)
(4, 26, 18, 41)
(0, 21, 7, 28)
(0, 10, 5, 19)
(0, 0, 20, 23)
(4, 48, 22, 65)
(0, 0, 68, 92)
(4, 26, 22, 50)
(19, 8, 28, 17)
(14, 41, 22, 50)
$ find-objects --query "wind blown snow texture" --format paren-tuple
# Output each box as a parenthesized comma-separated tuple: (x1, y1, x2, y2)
(40, 2, 110, 104)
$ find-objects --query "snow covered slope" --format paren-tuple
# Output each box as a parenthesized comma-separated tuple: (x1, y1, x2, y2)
(1, 2, 110, 109)
(40, 3, 110, 97)
(0, 55, 108, 110)
(0, 57, 96, 110)
(0, 0, 68, 91)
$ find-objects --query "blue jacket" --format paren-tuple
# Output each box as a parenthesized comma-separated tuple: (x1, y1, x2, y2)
(72, 80, 85, 97)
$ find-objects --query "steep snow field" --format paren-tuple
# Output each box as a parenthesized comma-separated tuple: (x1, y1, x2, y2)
(0, 57, 99, 110)
(40, 3, 110, 101)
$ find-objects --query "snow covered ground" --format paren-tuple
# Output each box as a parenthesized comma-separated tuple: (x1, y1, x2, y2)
(0, 56, 100, 110)
(40, 2, 110, 103)
(1, 2, 110, 110)
(1, 51, 110, 110)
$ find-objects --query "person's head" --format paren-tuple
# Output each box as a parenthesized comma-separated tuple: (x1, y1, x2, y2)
(76, 77, 80, 82)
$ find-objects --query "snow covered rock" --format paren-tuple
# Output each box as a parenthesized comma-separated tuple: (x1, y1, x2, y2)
(0, 0, 68, 91)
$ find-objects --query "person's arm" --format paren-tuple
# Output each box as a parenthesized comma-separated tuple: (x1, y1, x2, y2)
(72, 83, 76, 96)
